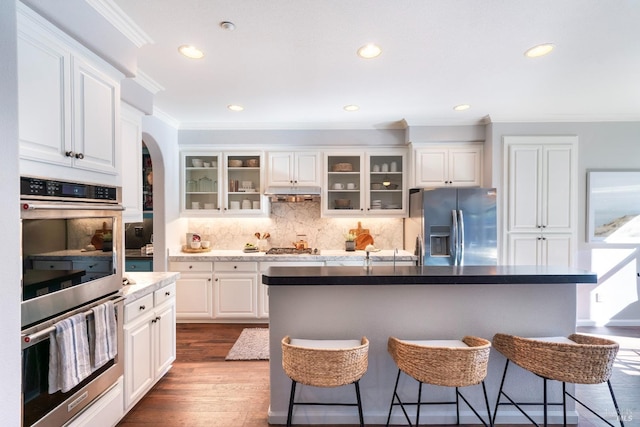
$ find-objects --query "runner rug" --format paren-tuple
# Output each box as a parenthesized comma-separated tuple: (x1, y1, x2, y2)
(225, 328, 269, 360)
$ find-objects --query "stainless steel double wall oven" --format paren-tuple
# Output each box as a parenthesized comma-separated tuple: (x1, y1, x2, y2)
(20, 176, 125, 427)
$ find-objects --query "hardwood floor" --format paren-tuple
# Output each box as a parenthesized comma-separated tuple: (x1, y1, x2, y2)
(117, 324, 639, 427)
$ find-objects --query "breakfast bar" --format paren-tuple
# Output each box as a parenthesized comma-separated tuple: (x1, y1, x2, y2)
(262, 265, 597, 425)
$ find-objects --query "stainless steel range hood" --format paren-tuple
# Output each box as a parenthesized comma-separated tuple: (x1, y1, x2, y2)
(265, 185, 321, 202)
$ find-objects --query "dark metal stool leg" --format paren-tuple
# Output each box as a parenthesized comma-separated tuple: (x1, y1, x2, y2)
(455, 386, 460, 424)
(493, 359, 510, 425)
(607, 380, 625, 427)
(287, 380, 296, 427)
(355, 380, 364, 427)
(386, 369, 402, 427)
(543, 378, 548, 427)
(482, 381, 493, 427)
(416, 381, 423, 426)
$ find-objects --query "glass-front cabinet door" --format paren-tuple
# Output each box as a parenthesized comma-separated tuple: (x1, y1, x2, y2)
(225, 153, 264, 214)
(324, 153, 364, 216)
(323, 150, 407, 217)
(182, 152, 221, 214)
(367, 152, 406, 216)
(180, 151, 266, 216)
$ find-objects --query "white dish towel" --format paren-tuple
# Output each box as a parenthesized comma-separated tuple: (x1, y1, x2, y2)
(48, 313, 92, 393)
(88, 300, 117, 370)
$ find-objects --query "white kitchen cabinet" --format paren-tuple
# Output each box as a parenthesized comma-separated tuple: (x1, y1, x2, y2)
(323, 150, 407, 217)
(124, 283, 176, 411)
(169, 261, 214, 321)
(412, 144, 482, 187)
(266, 151, 321, 187)
(507, 233, 573, 267)
(503, 135, 578, 267)
(506, 140, 576, 233)
(180, 150, 266, 216)
(258, 261, 325, 318)
(213, 262, 259, 319)
(17, 5, 121, 183)
(120, 102, 144, 223)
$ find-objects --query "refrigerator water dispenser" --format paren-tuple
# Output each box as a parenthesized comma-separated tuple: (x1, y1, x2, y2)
(429, 226, 450, 257)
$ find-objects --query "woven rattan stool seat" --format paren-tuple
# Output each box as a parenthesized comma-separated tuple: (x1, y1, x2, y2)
(281, 336, 369, 426)
(386, 336, 493, 426)
(492, 333, 623, 427)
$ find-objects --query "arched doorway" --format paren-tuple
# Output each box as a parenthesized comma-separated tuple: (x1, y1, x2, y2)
(141, 132, 167, 271)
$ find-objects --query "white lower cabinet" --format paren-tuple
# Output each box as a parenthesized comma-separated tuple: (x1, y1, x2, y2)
(507, 233, 573, 267)
(124, 283, 176, 411)
(64, 376, 123, 427)
(213, 262, 259, 319)
(258, 261, 325, 318)
(170, 261, 214, 321)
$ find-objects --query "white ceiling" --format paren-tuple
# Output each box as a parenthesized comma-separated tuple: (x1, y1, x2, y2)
(112, 0, 640, 129)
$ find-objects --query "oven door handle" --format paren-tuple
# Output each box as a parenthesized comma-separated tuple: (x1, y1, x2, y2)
(22, 296, 125, 345)
(21, 202, 125, 211)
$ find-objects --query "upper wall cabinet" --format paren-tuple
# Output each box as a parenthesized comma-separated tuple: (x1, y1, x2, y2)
(323, 149, 407, 217)
(180, 150, 267, 216)
(266, 151, 321, 187)
(412, 143, 483, 188)
(121, 102, 144, 223)
(17, 5, 122, 184)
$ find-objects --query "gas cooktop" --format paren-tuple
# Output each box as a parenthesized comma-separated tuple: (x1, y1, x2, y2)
(266, 247, 316, 255)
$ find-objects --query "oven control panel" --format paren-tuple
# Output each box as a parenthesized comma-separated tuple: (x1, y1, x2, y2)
(20, 176, 118, 202)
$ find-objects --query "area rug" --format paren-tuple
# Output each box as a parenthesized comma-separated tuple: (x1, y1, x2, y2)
(225, 328, 270, 361)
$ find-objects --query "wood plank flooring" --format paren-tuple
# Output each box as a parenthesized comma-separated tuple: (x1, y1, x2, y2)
(117, 324, 640, 427)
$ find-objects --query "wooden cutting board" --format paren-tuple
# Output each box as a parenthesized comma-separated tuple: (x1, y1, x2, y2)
(349, 221, 369, 237)
(350, 221, 374, 250)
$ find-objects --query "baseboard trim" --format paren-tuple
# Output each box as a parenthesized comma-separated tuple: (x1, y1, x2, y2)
(577, 319, 640, 327)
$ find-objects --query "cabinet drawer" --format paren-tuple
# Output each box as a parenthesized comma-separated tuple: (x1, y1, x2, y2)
(125, 260, 153, 272)
(215, 262, 258, 272)
(125, 293, 154, 323)
(154, 282, 176, 306)
(169, 261, 213, 272)
(32, 260, 73, 270)
(73, 260, 113, 273)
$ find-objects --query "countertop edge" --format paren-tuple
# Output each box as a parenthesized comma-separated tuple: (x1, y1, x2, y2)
(261, 265, 598, 286)
(122, 271, 180, 302)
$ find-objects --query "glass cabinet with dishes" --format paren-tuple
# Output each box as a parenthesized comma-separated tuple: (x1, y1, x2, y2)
(181, 152, 221, 214)
(323, 150, 407, 217)
(180, 150, 266, 216)
(224, 153, 264, 214)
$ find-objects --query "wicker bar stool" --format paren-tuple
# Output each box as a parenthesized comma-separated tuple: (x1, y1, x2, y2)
(281, 336, 369, 427)
(492, 333, 623, 427)
(386, 336, 493, 427)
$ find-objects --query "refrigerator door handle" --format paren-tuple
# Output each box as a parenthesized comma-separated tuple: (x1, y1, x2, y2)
(451, 209, 459, 265)
(457, 209, 465, 265)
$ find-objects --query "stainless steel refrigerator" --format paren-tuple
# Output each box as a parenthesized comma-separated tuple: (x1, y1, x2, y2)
(405, 188, 497, 265)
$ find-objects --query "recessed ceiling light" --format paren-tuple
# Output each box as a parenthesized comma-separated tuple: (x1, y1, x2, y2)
(227, 104, 244, 112)
(178, 45, 204, 59)
(524, 43, 555, 58)
(220, 21, 235, 31)
(357, 43, 382, 59)
(344, 104, 360, 112)
(453, 104, 470, 111)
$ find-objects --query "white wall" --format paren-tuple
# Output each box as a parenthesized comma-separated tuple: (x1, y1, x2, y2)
(0, 1, 23, 423)
(488, 121, 640, 326)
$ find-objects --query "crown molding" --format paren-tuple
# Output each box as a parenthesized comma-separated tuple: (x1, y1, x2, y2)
(85, 0, 154, 47)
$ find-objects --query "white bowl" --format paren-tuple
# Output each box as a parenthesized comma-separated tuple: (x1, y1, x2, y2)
(201, 240, 211, 249)
(190, 241, 201, 249)
(191, 159, 203, 167)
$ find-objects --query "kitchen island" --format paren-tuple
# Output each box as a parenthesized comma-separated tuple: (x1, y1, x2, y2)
(262, 265, 597, 425)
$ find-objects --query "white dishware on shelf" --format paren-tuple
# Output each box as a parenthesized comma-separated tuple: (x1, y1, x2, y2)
(373, 164, 381, 172)
(191, 158, 203, 167)
(390, 161, 398, 172)
(191, 201, 200, 209)
(347, 183, 357, 190)
(229, 201, 241, 210)
(241, 199, 251, 209)
(381, 163, 389, 172)
(204, 203, 215, 209)
(252, 201, 260, 209)
(333, 183, 344, 190)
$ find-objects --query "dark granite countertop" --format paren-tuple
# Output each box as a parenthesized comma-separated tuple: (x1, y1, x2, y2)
(262, 265, 598, 285)
(125, 249, 154, 260)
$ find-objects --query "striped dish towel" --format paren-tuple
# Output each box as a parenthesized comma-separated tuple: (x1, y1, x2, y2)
(48, 313, 92, 393)
(88, 300, 117, 370)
